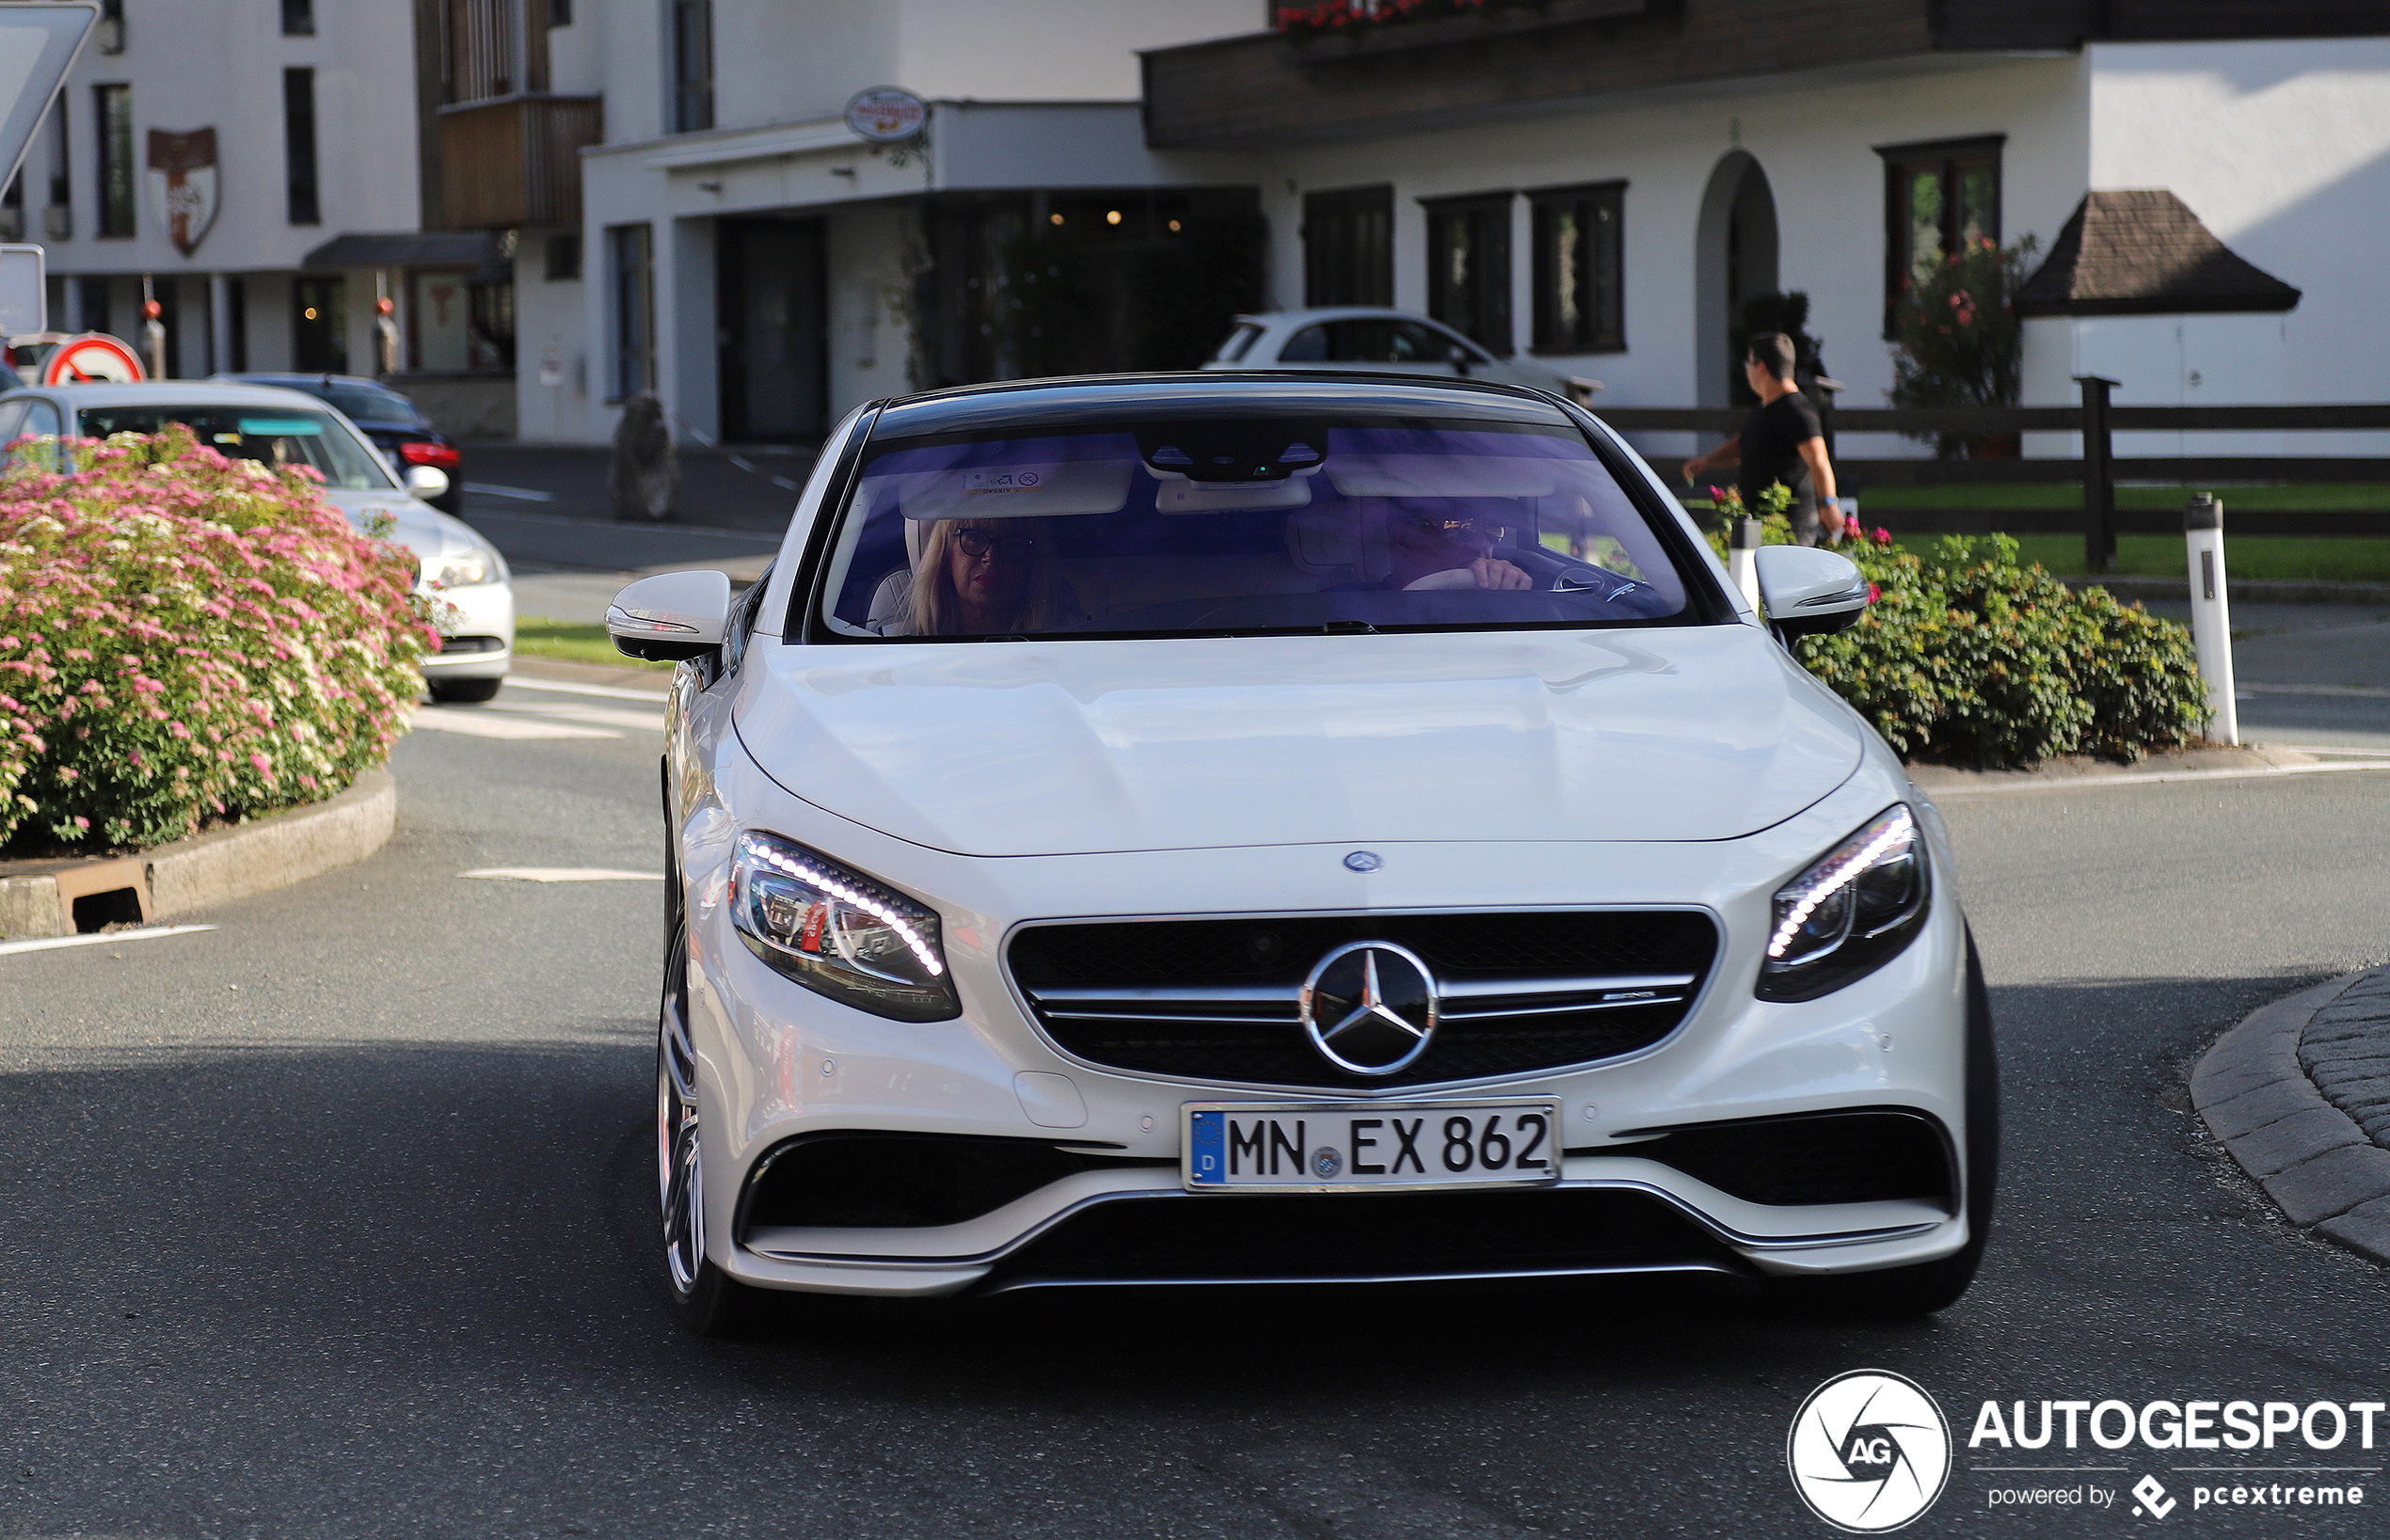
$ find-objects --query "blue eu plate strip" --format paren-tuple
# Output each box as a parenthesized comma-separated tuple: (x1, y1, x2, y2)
(1187, 1109, 1225, 1185)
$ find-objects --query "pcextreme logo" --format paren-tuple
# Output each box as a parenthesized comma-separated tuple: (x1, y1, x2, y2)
(1789, 1370, 1954, 1532)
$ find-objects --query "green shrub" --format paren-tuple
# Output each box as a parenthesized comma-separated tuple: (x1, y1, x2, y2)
(0, 426, 432, 851)
(1712, 515, 2207, 769)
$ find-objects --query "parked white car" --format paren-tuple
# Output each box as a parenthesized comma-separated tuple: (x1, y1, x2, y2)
(611, 373, 1994, 1335)
(1203, 308, 1601, 403)
(0, 381, 512, 702)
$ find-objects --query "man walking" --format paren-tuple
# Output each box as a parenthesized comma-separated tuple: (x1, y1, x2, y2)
(1681, 331, 1847, 547)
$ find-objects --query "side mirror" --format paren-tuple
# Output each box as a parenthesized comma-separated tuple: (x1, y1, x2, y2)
(608, 570, 733, 662)
(1754, 545, 1870, 642)
(405, 464, 451, 501)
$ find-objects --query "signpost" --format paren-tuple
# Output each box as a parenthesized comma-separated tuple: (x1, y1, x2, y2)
(0, 244, 43, 336)
(40, 331, 143, 384)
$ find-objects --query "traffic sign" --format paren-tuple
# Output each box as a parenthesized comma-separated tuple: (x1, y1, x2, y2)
(40, 330, 143, 384)
(0, 5, 100, 199)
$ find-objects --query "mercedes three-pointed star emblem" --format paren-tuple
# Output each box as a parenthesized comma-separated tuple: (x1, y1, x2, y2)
(1299, 940, 1440, 1076)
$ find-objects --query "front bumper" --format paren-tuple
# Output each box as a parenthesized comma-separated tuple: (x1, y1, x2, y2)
(420, 579, 514, 680)
(679, 738, 1976, 1299)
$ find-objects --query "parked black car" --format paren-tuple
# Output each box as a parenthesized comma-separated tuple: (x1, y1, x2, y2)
(215, 373, 463, 513)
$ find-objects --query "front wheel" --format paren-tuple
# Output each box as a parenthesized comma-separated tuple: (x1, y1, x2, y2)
(658, 921, 756, 1336)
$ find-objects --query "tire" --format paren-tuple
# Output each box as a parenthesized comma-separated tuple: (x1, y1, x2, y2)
(429, 675, 502, 704)
(657, 919, 758, 1337)
(1772, 928, 2000, 1318)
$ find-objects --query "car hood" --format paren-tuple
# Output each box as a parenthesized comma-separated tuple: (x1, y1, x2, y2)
(319, 486, 478, 560)
(738, 627, 1865, 856)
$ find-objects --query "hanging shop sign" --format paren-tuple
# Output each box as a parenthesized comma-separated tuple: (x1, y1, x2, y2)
(145, 127, 218, 258)
(845, 87, 927, 143)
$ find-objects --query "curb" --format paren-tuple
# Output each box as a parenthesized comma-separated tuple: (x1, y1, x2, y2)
(2191, 967, 2390, 1265)
(0, 769, 395, 939)
(1906, 743, 2390, 797)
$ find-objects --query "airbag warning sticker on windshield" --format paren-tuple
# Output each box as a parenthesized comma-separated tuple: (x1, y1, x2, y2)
(965, 468, 1046, 493)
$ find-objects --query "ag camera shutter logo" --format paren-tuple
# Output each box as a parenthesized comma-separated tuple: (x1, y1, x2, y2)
(1788, 1370, 1952, 1532)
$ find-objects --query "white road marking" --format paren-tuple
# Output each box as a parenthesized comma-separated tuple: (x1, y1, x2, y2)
(0, 924, 216, 957)
(501, 701, 666, 732)
(460, 867, 665, 882)
(502, 675, 673, 704)
(1930, 757, 2390, 798)
(408, 709, 618, 740)
(2240, 683, 2390, 699)
(463, 482, 557, 501)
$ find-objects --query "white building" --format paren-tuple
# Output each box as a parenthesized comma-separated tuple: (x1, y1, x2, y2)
(15, 0, 431, 385)
(1141, 8, 2390, 464)
(501, 0, 1257, 446)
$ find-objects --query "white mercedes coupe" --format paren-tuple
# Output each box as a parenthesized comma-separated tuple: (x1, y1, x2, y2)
(609, 374, 1995, 1334)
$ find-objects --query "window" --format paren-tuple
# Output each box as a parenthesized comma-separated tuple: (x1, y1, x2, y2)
(284, 69, 321, 225)
(670, 0, 714, 134)
(1302, 186, 1392, 309)
(281, 0, 315, 36)
(470, 278, 517, 370)
(226, 277, 247, 372)
(76, 276, 108, 336)
(1878, 135, 2001, 338)
(610, 223, 655, 399)
(1423, 193, 1513, 356)
(1530, 182, 1624, 354)
(72, 405, 396, 490)
(816, 414, 1690, 642)
(294, 276, 346, 373)
(550, 0, 574, 23)
(1280, 317, 1473, 366)
(544, 230, 582, 281)
(44, 95, 69, 225)
(96, 0, 123, 53)
(93, 84, 132, 238)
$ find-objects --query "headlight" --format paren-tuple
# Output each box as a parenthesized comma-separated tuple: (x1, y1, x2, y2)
(424, 549, 498, 589)
(731, 832, 958, 1022)
(1757, 804, 1930, 1002)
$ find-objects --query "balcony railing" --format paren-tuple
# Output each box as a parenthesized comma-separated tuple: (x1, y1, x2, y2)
(438, 93, 602, 230)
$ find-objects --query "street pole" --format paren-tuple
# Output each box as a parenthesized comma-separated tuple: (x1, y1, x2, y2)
(1728, 515, 1761, 611)
(2185, 493, 2238, 746)
(140, 272, 165, 379)
(2076, 374, 2118, 574)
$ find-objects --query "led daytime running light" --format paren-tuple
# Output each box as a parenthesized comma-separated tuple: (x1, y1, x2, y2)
(738, 834, 946, 978)
(1765, 807, 1916, 961)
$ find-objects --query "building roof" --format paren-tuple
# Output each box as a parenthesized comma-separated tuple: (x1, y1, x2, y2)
(2015, 191, 2302, 317)
(301, 230, 505, 274)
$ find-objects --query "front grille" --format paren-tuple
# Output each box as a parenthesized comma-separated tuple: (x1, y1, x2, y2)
(1009, 911, 1716, 1090)
(983, 1187, 1744, 1289)
(1618, 1109, 1954, 1209)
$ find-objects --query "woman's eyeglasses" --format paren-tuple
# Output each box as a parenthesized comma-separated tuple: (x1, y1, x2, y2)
(954, 529, 1037, 560)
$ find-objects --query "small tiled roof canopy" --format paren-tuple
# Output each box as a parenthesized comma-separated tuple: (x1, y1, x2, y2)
(2015, 191, 2302, 317)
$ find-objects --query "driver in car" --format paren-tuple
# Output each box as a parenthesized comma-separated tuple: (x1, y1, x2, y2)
(1380, 499, 1536, 591)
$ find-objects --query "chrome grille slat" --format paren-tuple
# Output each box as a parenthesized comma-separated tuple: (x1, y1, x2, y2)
(1009, 912, 1718, 1090)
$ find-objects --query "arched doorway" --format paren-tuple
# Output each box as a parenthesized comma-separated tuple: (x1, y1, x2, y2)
(1693, 151, 1779, 407)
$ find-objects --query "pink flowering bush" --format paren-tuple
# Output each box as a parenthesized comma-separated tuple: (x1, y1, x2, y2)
(0, 426, 432, 851)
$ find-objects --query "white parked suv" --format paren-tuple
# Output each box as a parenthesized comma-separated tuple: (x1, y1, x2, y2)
(0, 381, 513, 701)
(610, 373, 1995, 1334)
(1203, 308, 1601, 403)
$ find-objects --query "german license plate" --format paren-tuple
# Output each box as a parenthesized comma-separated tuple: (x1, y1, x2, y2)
(1183, 1100, 1561, 1192)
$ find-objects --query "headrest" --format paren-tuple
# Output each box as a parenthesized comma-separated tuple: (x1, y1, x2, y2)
(1284, 502, 1390, 581)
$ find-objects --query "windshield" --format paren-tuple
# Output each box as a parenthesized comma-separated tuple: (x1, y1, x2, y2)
(816, 415, 1695, 641)
(75, 404, 399, 489)
(316, 386, 428, 426)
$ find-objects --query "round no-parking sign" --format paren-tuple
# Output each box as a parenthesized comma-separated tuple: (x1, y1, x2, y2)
(41, 331, 144, 384)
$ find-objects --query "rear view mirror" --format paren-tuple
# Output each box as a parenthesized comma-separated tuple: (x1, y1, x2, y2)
(609, 570, 733, 662)
(1754, 546, 1870, 642)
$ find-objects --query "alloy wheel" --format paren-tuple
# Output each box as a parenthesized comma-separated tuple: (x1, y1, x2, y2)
(657, 925, 705, 1296)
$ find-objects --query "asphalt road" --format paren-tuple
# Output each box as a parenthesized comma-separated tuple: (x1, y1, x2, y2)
(7, 665, 2390, 1537)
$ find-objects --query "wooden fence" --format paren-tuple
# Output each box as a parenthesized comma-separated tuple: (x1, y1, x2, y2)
(1595, 388, 2390, 566)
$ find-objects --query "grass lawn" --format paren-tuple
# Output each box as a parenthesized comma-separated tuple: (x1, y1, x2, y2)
(1859, 482, 2390, 513)
(509, 616, 673, 670)
(1884, 533, 2390, 583)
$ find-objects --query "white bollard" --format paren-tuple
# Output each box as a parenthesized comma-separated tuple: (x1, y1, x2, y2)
(2184, 494, 2238, 746)
(1729, 515, 1761, 612)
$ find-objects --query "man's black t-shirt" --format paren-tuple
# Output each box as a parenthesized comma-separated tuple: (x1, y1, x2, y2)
(1737, 391, 1824, 533)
